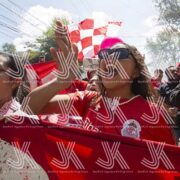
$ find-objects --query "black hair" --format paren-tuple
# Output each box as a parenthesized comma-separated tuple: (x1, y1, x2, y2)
(0, 53, 30, 102)
(165, 66, 175, 78)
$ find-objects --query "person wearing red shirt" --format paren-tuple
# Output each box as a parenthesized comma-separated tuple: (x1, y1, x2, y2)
(151, 68, 163, 89)
(27, 20, 175, 145)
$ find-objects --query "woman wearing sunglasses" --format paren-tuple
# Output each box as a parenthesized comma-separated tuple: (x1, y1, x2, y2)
(27, 21, 175, 145)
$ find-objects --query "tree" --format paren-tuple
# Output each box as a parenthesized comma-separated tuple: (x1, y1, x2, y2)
(146, 0, 180, 68)
(146, 31, 179, 66)
(155, 0, 180, 32)
(26, 17, 69, 61)
(2, 43, 16, 54)
(27, 50, 42, 64)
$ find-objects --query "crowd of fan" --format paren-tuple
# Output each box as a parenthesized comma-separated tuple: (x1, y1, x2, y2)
(0, 20, 179, 146)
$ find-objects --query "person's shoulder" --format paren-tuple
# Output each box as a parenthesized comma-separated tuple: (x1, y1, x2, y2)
(129, 95, 157, 111)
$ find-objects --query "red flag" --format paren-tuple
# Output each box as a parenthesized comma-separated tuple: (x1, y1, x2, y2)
(68, 18, 122, 62)
(26, 61, 57, 89)
(0, 116, 180, 180)
(26, 62, 87, 92)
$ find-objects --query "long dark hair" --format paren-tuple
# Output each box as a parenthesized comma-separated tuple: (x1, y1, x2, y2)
(126, 44, 152, 99)
(0, 53, 30, 103)
(90, 43, 153, 106)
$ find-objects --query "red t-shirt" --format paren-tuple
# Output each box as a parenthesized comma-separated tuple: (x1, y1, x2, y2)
(41, 91, 175, 145)
(72, 91, 175, 145)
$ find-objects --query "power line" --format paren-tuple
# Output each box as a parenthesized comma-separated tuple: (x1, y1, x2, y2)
(0, 1, 44, 33)
(6, 0, 78, 33)
(1, 1, 160, 39)
(0, 14, 34, 36)
(0, 14, 18, 25)
(0, 1, 48, 40)
(4, 0, 70, 39)
(0, 30, 14, 39)
(6, 0, 50, 28)
(0, 21, 19, 33)
(0, 21, 34, 38)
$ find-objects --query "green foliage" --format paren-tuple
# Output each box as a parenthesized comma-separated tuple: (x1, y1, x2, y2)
(155, 0, 180, 29)
(146, 0, 180, 67)
(2, 43, 16, 53)
(28, 17, 70, 61)
(27, 50, 42, 64)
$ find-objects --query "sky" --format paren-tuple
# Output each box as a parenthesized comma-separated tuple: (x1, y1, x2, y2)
(0, 0, 161, 66)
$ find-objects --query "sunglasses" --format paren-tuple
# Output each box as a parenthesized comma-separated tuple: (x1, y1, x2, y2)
(97, 48, 134, 61)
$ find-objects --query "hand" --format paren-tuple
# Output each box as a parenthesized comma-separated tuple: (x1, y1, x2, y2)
(168, 107, 178, 118)
(50, 20, 79, 89)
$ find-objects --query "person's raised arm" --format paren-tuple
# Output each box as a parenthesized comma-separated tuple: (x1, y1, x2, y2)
(25, 21, 79, 114)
